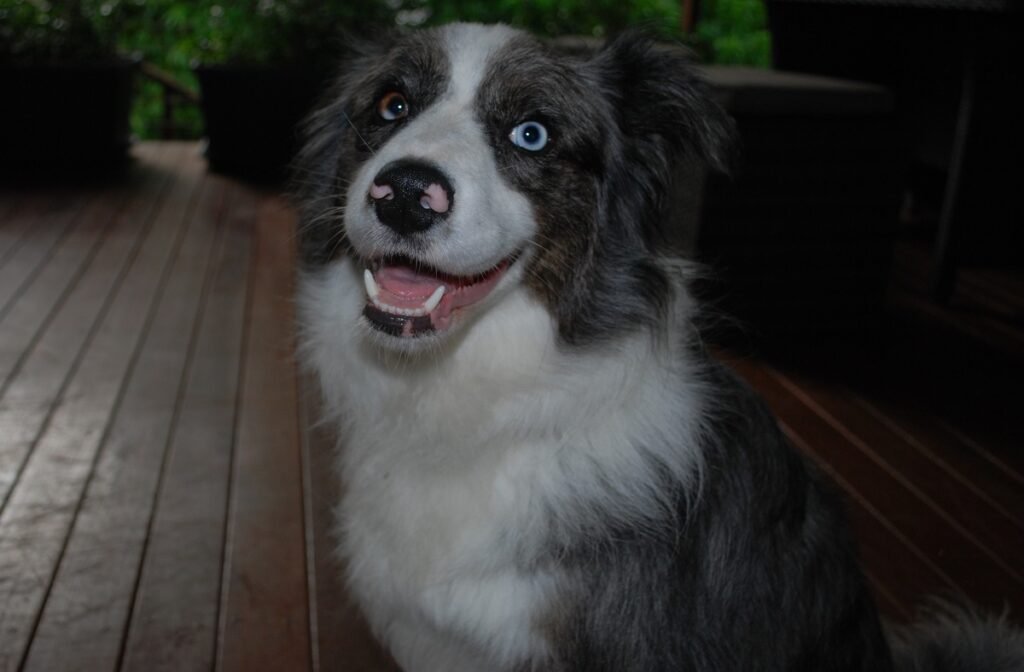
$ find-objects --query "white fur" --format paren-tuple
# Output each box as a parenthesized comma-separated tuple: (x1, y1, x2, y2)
(299, 23, 708, 672)
(300, 258, 705, 671)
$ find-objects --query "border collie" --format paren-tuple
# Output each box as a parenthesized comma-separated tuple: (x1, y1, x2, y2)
(294, 23, 1023, 672)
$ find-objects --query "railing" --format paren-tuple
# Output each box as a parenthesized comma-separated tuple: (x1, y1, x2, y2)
(139, 61, 200, 140)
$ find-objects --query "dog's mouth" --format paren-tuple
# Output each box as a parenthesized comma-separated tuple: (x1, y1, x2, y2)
(361, 255, 513, 338)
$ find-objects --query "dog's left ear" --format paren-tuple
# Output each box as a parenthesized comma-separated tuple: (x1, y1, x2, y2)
(591, 31, 735, 175)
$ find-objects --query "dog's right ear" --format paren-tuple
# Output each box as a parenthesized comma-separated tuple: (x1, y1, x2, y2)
(291, 35, 392, 267)
(587, 32, 735, 245)
(592, 32, 735, 174)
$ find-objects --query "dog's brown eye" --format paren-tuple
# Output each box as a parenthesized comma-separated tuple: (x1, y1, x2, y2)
(377, 92, 409, 121)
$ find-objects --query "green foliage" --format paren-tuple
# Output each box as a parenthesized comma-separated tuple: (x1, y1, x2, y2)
(1, 0, 769, 139)
(184, 0, 397, 68)
(107, 1, 207, 138)
(0, 0, 129, 62)
(694, 0, 772, 67)
(409, 0, 682, 39)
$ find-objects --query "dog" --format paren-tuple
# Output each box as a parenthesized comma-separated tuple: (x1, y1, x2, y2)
(294, 23, 1024, 672)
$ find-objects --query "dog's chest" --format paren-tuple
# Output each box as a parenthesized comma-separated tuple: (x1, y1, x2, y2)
(339, 387, 559, 668)
(329, 288, 564, 666)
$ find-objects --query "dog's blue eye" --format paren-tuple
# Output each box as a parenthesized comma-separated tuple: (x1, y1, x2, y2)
(509, 121, 548, 152)
(378, 92, 408, 121)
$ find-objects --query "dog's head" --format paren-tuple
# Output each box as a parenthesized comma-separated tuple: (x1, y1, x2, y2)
(295, 23, 732, 349)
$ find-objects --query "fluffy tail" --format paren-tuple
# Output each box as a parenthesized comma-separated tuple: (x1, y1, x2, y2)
(890, 601, 1024, 672)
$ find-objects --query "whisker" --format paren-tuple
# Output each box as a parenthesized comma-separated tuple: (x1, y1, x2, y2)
(341, 109, 375, 156)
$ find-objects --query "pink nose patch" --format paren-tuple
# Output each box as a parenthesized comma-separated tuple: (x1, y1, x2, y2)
(420, 183, 450, 213)
(370, 183, 394, 201)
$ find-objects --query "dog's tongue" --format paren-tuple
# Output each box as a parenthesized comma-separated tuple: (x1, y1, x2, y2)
(375, 264, 442, 307)
(367, 260, 509, 336)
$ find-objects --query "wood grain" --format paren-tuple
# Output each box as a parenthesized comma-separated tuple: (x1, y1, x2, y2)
(728, 356, 1024, 617)
(216, 195, 312, 672)
(22, 164, 224, 672)
(120, 182, 256, 672)
(0, 167, 142, 389)
(300, 375, 402, 672)
(0, 144, 181, 513)
(0, 144, 200, 671)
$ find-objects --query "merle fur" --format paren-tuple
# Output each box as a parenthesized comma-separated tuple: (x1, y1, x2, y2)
(294, 29, 734, 345)
(546, 357, 893, 671)
(293, 26, 1022, 672)
(476, 32, 735, 345)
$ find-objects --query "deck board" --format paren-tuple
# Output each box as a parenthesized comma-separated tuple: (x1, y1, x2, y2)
(300, 376, 400, 672)
(773, 366, 1024, 577)
(0, 176, 132, 388)
(0, 195, 82, 317)
(0, 141, 1021, 670)
(851, 395, 1024, 532)
(0, 145, 180, 511)
(728, 357, 1024, 615)
(216, 196, 312, 672)
(22, 164, 223, 672)
(0, 144, 199, 671)
(120, 180, 255, 672)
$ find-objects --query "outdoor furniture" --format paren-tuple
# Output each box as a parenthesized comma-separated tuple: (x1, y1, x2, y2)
(766, 0, 1021, 301)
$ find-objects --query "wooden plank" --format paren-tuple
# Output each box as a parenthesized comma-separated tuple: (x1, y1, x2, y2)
(0, 198, 39, 270)
(0, 144, 181, 512)
(300, 376, 401, 672)
(0, 144, 202, 672)
(775, 368, 1024, 573)
(0, 169, 141, 389)
(724, 356, 1024, 616)
(21, 171, 226, 672)
(0, 191, 22, 217)
(970, 266, 1024, 312)
(216, 196, 312, 671)
(939, 421, 1024, 490)
(120, 184, 256, 672)
(887, 288, 1024, 365)
(0, 192, 85, 320)
(851, 361, 1024, 491)
(851, 394, 1024, 532)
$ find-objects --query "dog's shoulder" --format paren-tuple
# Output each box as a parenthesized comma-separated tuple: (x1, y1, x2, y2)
(544, 353, 893, 671)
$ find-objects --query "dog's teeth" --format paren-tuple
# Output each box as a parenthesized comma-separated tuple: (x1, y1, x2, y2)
(363, 269, 380, 300)
(423, 285, 445, 313)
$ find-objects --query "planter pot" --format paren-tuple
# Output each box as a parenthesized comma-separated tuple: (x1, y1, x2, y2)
(0, 59, 137, 175)
(194, 65, 328, 181)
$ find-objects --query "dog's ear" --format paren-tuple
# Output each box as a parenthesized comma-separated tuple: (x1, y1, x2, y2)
(587, 32, 735, 246)
(592, 31, 735, 174)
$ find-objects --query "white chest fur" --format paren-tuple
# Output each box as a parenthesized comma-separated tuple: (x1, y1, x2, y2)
(300, 259, 705, 671)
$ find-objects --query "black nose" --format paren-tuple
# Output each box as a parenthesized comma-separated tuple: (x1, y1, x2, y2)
(369, 160, 455, 236)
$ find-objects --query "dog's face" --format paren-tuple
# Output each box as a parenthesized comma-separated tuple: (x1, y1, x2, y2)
(296, 23, 731, 349)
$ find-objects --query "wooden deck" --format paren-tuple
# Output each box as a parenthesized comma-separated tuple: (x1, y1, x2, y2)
(0, 142, 1020, 670)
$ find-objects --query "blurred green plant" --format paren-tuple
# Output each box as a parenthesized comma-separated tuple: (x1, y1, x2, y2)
(1, 0, 769, 139)
(0, 0, 129, 62)
(695, 0, 771, 67)
(408, 0, 682, 39)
